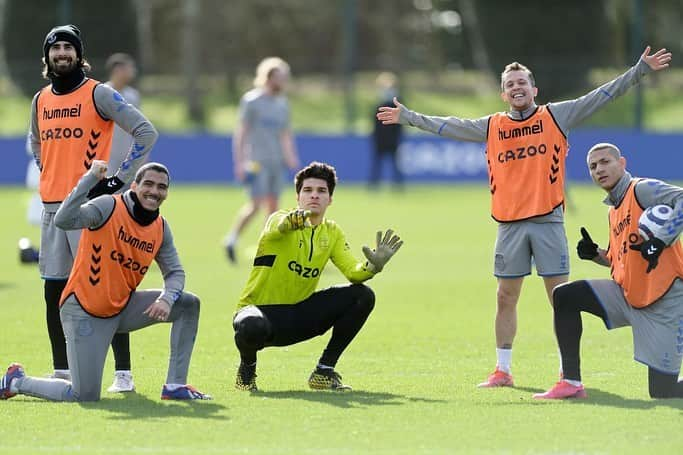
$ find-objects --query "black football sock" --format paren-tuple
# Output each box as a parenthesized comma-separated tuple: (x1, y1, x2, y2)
(44, 279, 68, 370)
(111, 332, 131, 371)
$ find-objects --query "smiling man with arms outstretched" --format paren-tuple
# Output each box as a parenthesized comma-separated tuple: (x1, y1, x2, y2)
(377, 46, 672, 388)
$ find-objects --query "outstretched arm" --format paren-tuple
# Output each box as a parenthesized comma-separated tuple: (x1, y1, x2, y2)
(550, 46, 672, 132)
(377, 97, 489, 142)
(362, 229, 404, 273)
(330, 227, 402, 283)
(376, 97, 404, 125)
(640, 46, 672, 71)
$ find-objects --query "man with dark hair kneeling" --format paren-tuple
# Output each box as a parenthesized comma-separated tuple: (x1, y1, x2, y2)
(1, 161, 210, 401)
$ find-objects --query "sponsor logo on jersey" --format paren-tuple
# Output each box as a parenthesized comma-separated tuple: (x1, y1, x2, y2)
(117, 225, 156, 253)
(288, 260, 320, 278)
(42, 103, 82, 120)
(110, 249, 150, 275)
(497, 119, 543, 141)
(40, 127, 84, 141)
(497, 144, 547, 163)
(612, 213, 632, 237)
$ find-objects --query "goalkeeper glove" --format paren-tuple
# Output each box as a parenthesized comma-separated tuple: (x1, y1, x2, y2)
(576, 227, 599, 260)
(277, 209, 312, 233)
(87, 176, 124, 199)
(362, 229, 403, 273)
(629, 237, 666, 273)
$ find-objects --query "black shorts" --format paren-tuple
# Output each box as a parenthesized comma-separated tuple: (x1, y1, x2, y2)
(258, 283, 370, 347)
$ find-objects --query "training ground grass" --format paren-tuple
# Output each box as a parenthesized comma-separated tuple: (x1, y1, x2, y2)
(0, 184, 681, 454)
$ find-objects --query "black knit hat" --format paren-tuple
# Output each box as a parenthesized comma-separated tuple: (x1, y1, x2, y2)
(43, 24, 83, 62)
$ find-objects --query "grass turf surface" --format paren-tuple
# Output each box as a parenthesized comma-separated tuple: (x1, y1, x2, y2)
(0, 184, 681, 454)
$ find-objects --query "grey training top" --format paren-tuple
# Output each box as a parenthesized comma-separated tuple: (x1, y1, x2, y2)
(604, 172, 683, 246)
(54, 170, 185, 307)
(399, 58, 652, 223)
(28, 79, 158, 212)
(104, 84, 142, 174)
(239, 87, 290, 166)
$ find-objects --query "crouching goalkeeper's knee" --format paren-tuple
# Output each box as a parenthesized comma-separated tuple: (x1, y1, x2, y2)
(233, 306, 271, 351)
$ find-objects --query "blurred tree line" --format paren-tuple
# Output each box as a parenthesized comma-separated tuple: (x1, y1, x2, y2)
(2, 0, 681, 126)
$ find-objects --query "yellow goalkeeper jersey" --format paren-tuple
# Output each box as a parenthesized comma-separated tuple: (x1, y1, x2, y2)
(236, 209, 375, 310)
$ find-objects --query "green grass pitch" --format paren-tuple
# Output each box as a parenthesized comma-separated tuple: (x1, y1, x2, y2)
(0, 183, 681, 454)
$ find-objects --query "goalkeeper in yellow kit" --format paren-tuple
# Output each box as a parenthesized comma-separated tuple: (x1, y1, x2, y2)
(232, 161, 403, 391)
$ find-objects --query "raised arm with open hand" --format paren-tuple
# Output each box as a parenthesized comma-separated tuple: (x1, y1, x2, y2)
(376, 97, 405, 125)
(362, 229, 403, 273)
(641, 46, 673, 71)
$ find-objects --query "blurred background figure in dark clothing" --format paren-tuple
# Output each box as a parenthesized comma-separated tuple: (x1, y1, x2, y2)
(369, 72, 403, 189)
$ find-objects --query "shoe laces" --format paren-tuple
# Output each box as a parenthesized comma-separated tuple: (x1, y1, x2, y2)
(114, 372, 133, 385)
(317, 368, 342, 384)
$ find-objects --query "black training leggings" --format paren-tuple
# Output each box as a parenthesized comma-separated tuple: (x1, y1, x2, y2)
(552, 280, 608, 381)
(554, 280, 683, 398)
(45, 280, 69, 370)
(234, 283, 375, 367)
(111, 332, 131, 371)
(648, 367, 683, 398)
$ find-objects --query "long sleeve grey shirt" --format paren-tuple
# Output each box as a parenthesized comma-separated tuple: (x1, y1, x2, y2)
(54, 171, 185, 307)
(399, 58, 651, 141)
(28, 80, 158, 212)
(605, 172, 683, 246)
(398, 58, 652, 223)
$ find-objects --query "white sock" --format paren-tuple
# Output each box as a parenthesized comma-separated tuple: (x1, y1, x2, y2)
(564, 379, 582, 387)
(54, 369, 69, 376)
(496, 348, 512, 374)
(558, 349, 564, 378)
(226, 232, 238, 246)
(115, 370, 132, 375)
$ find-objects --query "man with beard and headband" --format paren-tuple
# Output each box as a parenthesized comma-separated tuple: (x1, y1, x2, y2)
(1, 161, 210, 402)
(377, 46, 672, 389)
(27, 25, 158, 392)
(223, 57, 300, 264)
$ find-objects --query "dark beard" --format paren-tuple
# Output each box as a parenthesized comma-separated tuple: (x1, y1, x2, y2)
(50, 59, 78, 77)
(48, 63, 85, 94)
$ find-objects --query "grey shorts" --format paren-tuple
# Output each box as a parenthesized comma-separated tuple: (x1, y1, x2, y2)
(39, 210, 82, 280)
(246, 163, 286, 198)
(587, 279, 683, 374)
(494, 221, 569, 277)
